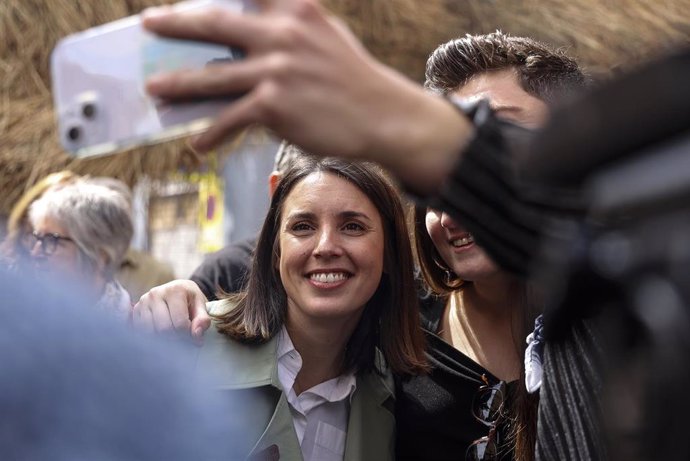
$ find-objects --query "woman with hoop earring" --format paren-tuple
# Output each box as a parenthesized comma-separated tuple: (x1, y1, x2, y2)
(395, 206, 541, 461)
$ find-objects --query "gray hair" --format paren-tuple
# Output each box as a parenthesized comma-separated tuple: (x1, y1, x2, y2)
(28, 180, 133, 278)
(273, 140, 308, 174)
(86, 176, 133, 207)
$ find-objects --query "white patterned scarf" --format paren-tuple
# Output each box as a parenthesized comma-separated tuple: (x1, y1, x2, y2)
(94, 279, 132, 322)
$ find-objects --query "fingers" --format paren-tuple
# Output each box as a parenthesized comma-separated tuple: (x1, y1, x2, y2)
(132, 280, 210, 343)
(132, 300, 155, 333)
(237, 0, 315, 14)
(133, 289, 175, 334)
(143, 27, 269, 151)
(180, 280, 211, 345)
(191, 93, 260, 151)
(249, 0, 276, 11)
(142, 0, 327, 50)
(189, 292, 212, 340)
(166, 293, 194, 334)
(142, 6, 266, 50)
(146, 58, 262, 100)
(141, 0, 365, 155)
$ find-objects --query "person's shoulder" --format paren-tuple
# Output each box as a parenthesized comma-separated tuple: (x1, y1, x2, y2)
(235, 237, 257, 254)
(204, 238, 256, 263)
(122, 249, 175, 277)
(198, 313, 278, 390)
(190, 239, 256, 297)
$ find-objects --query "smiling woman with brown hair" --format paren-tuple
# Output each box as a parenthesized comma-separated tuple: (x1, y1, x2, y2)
(196, 155, 426, 461)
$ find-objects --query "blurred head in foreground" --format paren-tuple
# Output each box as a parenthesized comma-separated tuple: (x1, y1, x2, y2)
(0, 266, 243, 460)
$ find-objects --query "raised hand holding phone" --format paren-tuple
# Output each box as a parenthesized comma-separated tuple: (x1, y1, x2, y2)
(142, 0, 472, 195)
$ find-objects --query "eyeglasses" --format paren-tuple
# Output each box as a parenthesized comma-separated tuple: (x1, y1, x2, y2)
(466, 374, 507, 461)
(30, 231, 73, 256)
(20, 230, 36, 251)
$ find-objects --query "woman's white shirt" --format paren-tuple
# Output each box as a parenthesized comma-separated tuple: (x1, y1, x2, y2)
(276, 327, 357, 461)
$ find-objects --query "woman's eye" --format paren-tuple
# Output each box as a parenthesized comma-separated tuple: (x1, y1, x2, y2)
(291, 222, 313, 232)
(343, 222, 365, 232)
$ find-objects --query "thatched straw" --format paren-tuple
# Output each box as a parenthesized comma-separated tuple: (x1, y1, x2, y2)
(453, 0, 690, 77)
(0, 0, 192, 212)
(1, 0, 689, 214)
(325, 0, 454, 80)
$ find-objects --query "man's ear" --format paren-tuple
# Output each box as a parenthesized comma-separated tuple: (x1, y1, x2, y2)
(268, 172, 282, 197)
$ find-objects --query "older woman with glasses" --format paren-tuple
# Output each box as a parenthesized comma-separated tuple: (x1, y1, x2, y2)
(0, 171, 79, 272)
(28, 179, 133, 318)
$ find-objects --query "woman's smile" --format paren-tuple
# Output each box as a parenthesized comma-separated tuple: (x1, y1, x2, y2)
(307, 270, 351, 286)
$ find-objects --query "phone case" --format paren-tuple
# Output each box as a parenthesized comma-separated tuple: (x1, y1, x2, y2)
(51, 0, 251, 158)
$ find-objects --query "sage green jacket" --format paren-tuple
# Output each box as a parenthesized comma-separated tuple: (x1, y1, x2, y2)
(196, 317, 396, 461)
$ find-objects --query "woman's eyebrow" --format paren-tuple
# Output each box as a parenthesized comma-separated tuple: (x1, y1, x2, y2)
(339, 210, 372, 221)
(285, 211, 316, 221)
(285, 210, 373, 221)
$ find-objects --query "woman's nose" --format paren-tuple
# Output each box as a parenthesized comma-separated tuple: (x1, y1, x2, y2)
(439, 212, 460, 230)
(29, 239, 44, 258)
(313, 228, 342, 257)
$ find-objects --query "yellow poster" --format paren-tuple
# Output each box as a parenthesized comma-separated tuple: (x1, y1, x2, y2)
(196, 160, 225, 253)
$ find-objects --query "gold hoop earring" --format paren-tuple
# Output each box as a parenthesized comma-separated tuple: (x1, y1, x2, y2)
(432, 250, 464, 289)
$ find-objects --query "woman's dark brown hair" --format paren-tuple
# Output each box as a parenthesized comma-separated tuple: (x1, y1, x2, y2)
(412, 204, 464, 294)
(216, 155, 428, 376)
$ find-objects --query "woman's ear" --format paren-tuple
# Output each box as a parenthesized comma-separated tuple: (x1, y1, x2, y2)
(268, 172, 283, 197)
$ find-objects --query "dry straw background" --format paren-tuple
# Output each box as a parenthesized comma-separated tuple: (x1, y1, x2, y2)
(1, 0, 689, 214)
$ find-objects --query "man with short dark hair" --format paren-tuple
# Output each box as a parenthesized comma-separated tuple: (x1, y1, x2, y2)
(425, 31, 587, 103)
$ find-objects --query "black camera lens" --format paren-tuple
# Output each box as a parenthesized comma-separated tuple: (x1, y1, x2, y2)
(67, 126, 81, 141)
(82, 102, 96, 119)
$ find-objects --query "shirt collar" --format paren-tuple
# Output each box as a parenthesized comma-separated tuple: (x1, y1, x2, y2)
(277, 327, 357, 403)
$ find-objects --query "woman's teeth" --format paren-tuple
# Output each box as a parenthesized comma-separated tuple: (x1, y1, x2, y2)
(310, 272, 348, 283)
(451, 236, 474, 247)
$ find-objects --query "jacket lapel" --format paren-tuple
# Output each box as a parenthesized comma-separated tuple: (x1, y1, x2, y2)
(197, 324, 303, 460)
(249, 393, 303, 460)
(344, 361, 396, 461)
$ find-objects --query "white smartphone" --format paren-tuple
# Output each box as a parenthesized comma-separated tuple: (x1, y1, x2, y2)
(50, 0, 252, 158)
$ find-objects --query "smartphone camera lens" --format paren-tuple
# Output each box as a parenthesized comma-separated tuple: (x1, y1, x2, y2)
(67, 126, 81, 142)
(82, 102, 96, 119)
